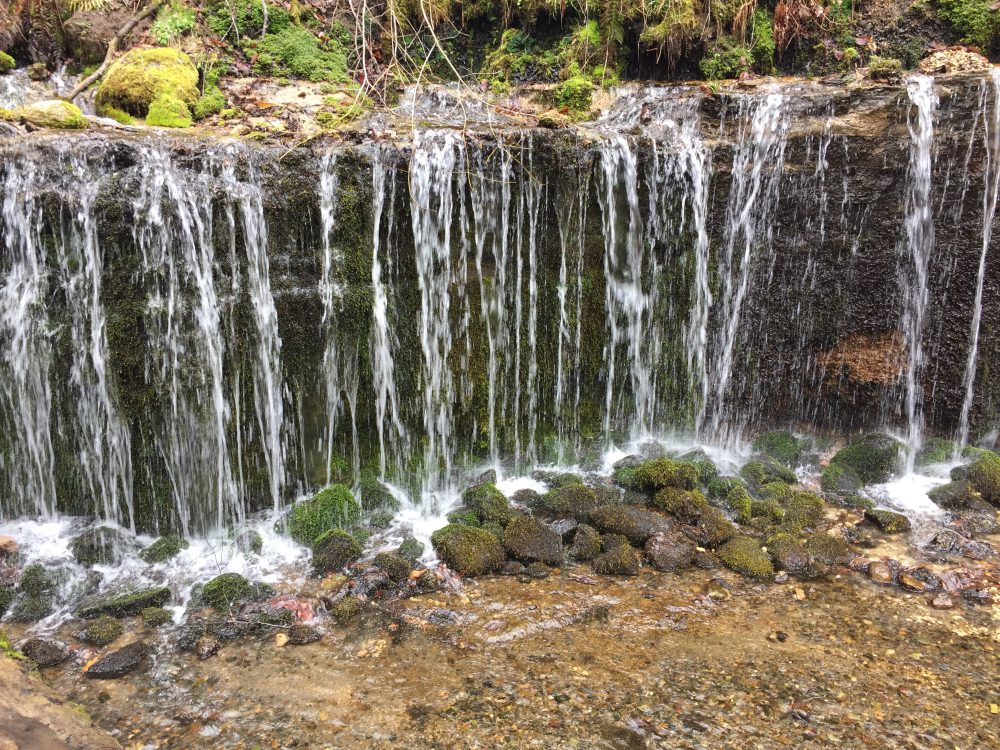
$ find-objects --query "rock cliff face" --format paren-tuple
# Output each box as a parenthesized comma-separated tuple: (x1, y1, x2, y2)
(0, 73, 998, 532)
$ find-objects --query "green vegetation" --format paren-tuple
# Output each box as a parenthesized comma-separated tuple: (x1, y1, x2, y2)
(201, 573, 268, 609)
(311, 529, 362, 575)
(700, 41, 753, 80)
(937, 0, 1000, 50)
(462, 483, 514, 526)
(963, 449, 1000, 505)
(14, 100, 87, 128)
(0, 51, 14, 73)
(147, 92, 193, 127)
(867, 55, 904, 81)
(431, 523, 505, 576)
(76, 587, 171, 619)
(828, 434, 902, 485)
(245, 25, 348, 82)
(752, 431, 801, 467)
(81, 615, 124, 646)
(139, 534, 189, 563)
(717, 536, 774, 579)
(152, 4, 197, 46)
(95, 47, 199, 122)
(633, 458, 699, 492)
(287, 484, 361, 546)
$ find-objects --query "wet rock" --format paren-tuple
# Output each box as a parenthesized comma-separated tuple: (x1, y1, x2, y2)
(330, 597, 363, 625)
(19, 563, 55, 597)
(827, 434, 903, 485)
(397, 537, 425, 564)
(85, 641, 148, 679)
(626, 458, 699, 492)
(77, 586, 171, 619)
(373, 552, 412, 583)
(739, 457, 797, 489)
(21, 638, 69, 667)
(804, 534, 856, 567)
(927, 480, 990, 511)
(956, 449, 1000, 505)
(9, 594, 53, 622)
(841, 524, 879, 548)
(929, 593, 954, 610)
(502, 515, 563, 565)
(918, 48, 991, 75)
(195, 635, 221, 660)
(141, 607, 172, 627)
(568, 524, 601, 561)
(462, 483, 514, 526)
(500, 560, 526, 576)
(0, 585, 13, 619)
(206, 618, 255, 641)
(766, 534, 812, 576)
(549, 518, 579, 541)
(538, 484, 600, 521)
(311, 530, 363, 576)
(524, 562, 551, 579)
(70, 526, 132, 567)
(925, 528, 997, 561)
(139, 534, 189, 563)
(467, 468, 497, 490)
(693, 550, 719, 569)
(643, 531, 696, 571)
(867, 561, 895, 584)
(235, 529, 264, 555)
(592, 545, 642, 576)
(0, 536, 17, 557)
(511, 488, 543, 509)
(820, 462, 864, 495)
(683, 507, 739, 549)
(588, 506, 673, 546)
(899, 567, 942, 593)
(751, 431, 802, 467)
(962, 588, 993, 606)
(865, 509, 911, 534)
(79, 615, 124, 646)
(430, 524, 505, 576)
(600, 533, 631, 552)
(532, 469, 583, 488)
(676, 448, 720, 483)
(652, 487, 710, 522)
(287, 624, 322, 645)
(717, 536, 774, 580)
(202, 573, 273, 610)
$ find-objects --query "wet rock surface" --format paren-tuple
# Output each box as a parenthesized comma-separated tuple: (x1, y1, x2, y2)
(84, 642, 148, 679)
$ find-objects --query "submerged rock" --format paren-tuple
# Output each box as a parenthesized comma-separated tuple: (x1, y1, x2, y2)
(644, 531, 696, 571)
(287, 624, 322, 645)
(77, 586, 171, 619)
(85, 641, 148, 679)
(21, 638, 70, 667)
(70, 526, 132, 567)
(431, 524, 505, 576)
(139, 534, 189, 563)
(592, 544, 642, 576)
(372, 552, 412, 582)
(587, 506, 673, 546)
(79, 615, 124, 646)
(865, 509, 911, 534)
(502, 515, 563, 565)
(195, 635, 221, 660)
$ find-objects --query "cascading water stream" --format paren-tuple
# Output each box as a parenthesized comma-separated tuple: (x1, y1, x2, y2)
(956, 69, 1000, 450)
(899, 75, 939, 471)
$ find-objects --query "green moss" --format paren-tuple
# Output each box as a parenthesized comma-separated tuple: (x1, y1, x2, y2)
(751, 431, 801, 467)
(554, 75, 593, 112)
(867, 55, 904, 81)
(739, 458, 796, 489)
(0, 585, 12, 619)
(95, 47, 199, 119)
(569, 524, 602, 561)
(539, 483, 600, 520)
(677, 450, 719, 483)
(146, 92, 193, 127)
(724, 485, 753, 523)
(937, 0, 1000, 50)
(245, 26, 348, 82)
(804, 534, 855, 566)
(397, 537, 425, 564)
(19, 564, 54, 597)
(101, 106, 134, 125)
(330, 596, 362, 625)
(9, 595, 52, 623)
(446, 509, 481, 527)
(312, 529, 362, 575)
(206, 0, 292, 38)
(139, 534, 189, 563)
(782, 491, 825, 531)
(14, 100, 88, 129)
(141, 607, 172, 627)
(829, 434, 902, 484)
(964, 450, 1000, 505)
(927, 480, 983, 510)
(639, 0, 699, 52)
(707, 475, 746, 499)
(287, 484, 361, 546)
(462, 483, 514, 526)
(0, 631, 24, 660)
(653, 486, 709, 521)
(915, 438, 957, 467)
(194, 87, 225, 119)
(373, 552, 411, 582)
(502, 515, 563, 565)
(0, 51, 14, 73)
(77, 587, 171, 619)
(717, 536, 774, 579)
(81, 615, 124, 646)
(692, 507, 739, 548)
(758, 481, 792, 504)
(750, 9, 776, 74)
(633, 458, 699, 492)
(611, 465, 640, 490)
(700, 40, 753, 80)
(865, 508, 911, 534)
(592, 544, 642, 576)
(430, 524, 505, 576)
(357, 476, 400, 513)
(820, 461, 863, 494)
(751, 498, 785, 524)
(202, 573, 266, 609)
(71, 527, 129, 567)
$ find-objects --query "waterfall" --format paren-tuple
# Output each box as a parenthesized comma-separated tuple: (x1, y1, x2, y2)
(899, 75, 938, 470)
(370, 146, 408, 478)
(956, 70, 1000, 449)
(707, 92, 789, 444)
(410, 131, 460, 496)
(0, 149, 57, 518)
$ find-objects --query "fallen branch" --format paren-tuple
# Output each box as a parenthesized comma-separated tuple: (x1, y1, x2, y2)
(66, 0, 166, 103)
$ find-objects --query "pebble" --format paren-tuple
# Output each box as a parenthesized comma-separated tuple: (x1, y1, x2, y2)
(195, 636, 221, 660)
(867, 561, 894, 584)
(929, 593, 953, 610)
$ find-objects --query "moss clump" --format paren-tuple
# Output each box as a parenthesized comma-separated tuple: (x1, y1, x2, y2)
(829, 434, 902, 485)
(194, 87, 225, 120)
(592, 544, 642, 576)
(462, 483, 514, 527)
(569, 524, 602, 561)
(502, 515, 563, 565)
(358, 476, 400, 513)
(750, 498, 785, 524)
(963, 450, 1000, 505)
(653, 486, 710, 521)
(820, 462, 863, 494)
(9, 595, 52, 623)
(677, 449, 719, 484)
(19, 564, 54, 597)
(430, 524, 505, 576)
(804, 534, 855, 566)
(397, 537, 425, 564)
(446, 509, 481, 527)
(739, 457, 796, 489)
(707, 475, 746, 499)
(287, 484, 361, 546)
(139, 534, 189, 563)
(865, 509, 911, 534)
(0, 51, 14, 73)
(373, 552, 411, 582)
(101, 106, 135, 125)
(95, 47, 199, 119)
(554, 75, 593, 112)
(588, 506, 672, 546)
(782, 491, 825, 531)
(766, 533, 811, 575)
(717, 536, 774, 579)
(141, 607, 172, 627)
(916, 438, 957, 467)
(71, 527, 131, 567)
(245, 26, 348, 82)
(927, 480, 984, 510)
(207, 0, 292, 39)
(146, 92, 193, 127)
(724, 485, 753, 523)
(867, 55, 904, 81)
(690, 507, 739, 548)
(758, 481, 792, 503)
(539, 483, 600, 520)
(937, 0, 1000, 51)
(533, 470, 583, 488)
(81, 615, 124, 646)
(752, 431, 801, 467)
(0, 585, 12, 618)
(77, 587, 171, 619)
(311, 529, 362, 575)
(202, 573, 265, 610)
(14, 100, 87, 129)
(700, 40, 753, 80)
(633, 459, 699, 492)
(330, 597, 363, 625)
(0, 631, 23, 659)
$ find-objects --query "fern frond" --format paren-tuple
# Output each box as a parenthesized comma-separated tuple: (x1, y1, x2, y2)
(65, 0, 111, 12)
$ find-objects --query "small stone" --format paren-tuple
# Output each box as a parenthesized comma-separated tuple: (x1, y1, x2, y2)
(85, 642, 148, 679)
(287, 624, 322, 645)
(195, 635, 221, 660)
(867, 561, 895, 584)
(929, 593, 954, 610)
(962, 588, 994, 606)
(0, 536, 17, 557)
(524, 562, 550, 579)
(21, 638, 69, 667)
(899, 573, 927, 592)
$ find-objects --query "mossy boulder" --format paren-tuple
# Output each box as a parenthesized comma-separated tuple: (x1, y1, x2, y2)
(532, 470, 583, 488)
(311, 529, 362, 575)
(462, 483, 514, 526)
(568, 524, 601, 561)
(9, 594, 53, 623)
(330, 596, 363, 625)
(685, 507, 739, 549)
(916, 438, 957, 467)
(751, 431, 802, 467)
(676, 449, 719, 484)
(431, 524, 505, 576)
(766, 534, 812, 576)
(828, 434, 903, 485)
(592, 544, 642, 576)
(287, 484, 361, 546)
(739, 457, 796, 489)
(141, 607, 172, 627)
(235, 529, 264, 555)
(804, 534, 856, 566)
(820, 462, 864, 494)
(717, 536, 774, 580)
(146, 93, 192, 128)
(14, 100, 87, 129)
(782, 491, 825, 531)
(80, 615, 123, 646)
(71, 527, 132, 567)
(644, 531, 697, 571)
(928, 480, 990, 511)
(588, 506, 673, 546)
(502, 515, 563, 565)
(77, 586, 171, 619)
(751, 497, 785, 524)
(202, 573, 270, 610)
(372, 552, 411, 582)
(0, 51, 14, 73)
(632, 458, 699, 492)
(397, 537, 425, 564)
(723, 485, 753, 523)
(95, 47, 199, 120)
(539, 483, 600, 521)
(865, 509, 912, 534)
(446, 508, 481, 527)
(19, 564, 55, 597)
(139, 534, 189, 563)
(357, 477, 400, 513)
(652, 487, 710, 522)
(707, 475, 746, 499)
(961, 450, 1000, 505)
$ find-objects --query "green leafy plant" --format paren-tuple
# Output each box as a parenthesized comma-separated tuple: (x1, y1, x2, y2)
(151, 5, 197, 46)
